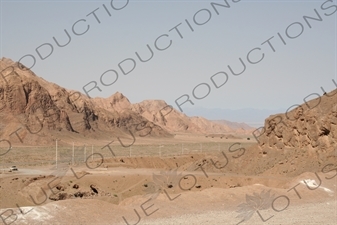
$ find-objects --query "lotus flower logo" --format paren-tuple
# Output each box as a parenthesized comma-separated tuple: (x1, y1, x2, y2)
(236, 190, 275, 224)
(143, 169, 182, 199)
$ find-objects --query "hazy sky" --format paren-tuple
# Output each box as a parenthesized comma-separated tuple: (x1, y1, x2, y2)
(1, 0, 336, 113)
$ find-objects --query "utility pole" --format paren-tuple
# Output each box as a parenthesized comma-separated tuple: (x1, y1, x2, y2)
(159, 145, 163, 157)
(84, 144, 86, 162)
(72, 142, 74, 166)
(55, 139, 58, 169)
(181, 143, 183, 155)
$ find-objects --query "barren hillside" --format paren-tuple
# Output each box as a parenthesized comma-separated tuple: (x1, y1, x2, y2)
(0, 58, 169, 145)
(0, 58, 252, 146)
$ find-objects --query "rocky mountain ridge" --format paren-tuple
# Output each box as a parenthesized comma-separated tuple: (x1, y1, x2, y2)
(0, 58, 253, 145)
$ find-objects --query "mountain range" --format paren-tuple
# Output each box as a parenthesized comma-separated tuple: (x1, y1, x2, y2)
(183, 107, 286, 128)
(0, 58, 253, 146)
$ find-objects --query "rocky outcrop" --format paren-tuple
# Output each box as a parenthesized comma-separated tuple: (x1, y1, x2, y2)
(257, 89, 337, 152)
(183, 89, 337, 177)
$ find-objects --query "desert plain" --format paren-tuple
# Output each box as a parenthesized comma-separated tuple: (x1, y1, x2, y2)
(0, 58, 336, 224)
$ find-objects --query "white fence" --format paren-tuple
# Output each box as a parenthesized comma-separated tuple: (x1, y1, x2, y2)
(0, 142, 250, 168)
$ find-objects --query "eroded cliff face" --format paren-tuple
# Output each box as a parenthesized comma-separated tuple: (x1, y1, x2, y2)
(257, 90, 337, 153)
(196, 88, 337, 177)
(0, 58, 254, 145)
(0, 58, 170, 145)
(239, 88, 337, 176)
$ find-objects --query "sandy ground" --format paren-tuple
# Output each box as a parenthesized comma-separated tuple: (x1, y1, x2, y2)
(0, 159, 336, 225)
(1, 137, 336, 225)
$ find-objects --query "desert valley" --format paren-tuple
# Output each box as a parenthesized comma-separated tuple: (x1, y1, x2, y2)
(0, 57, 336, 224)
